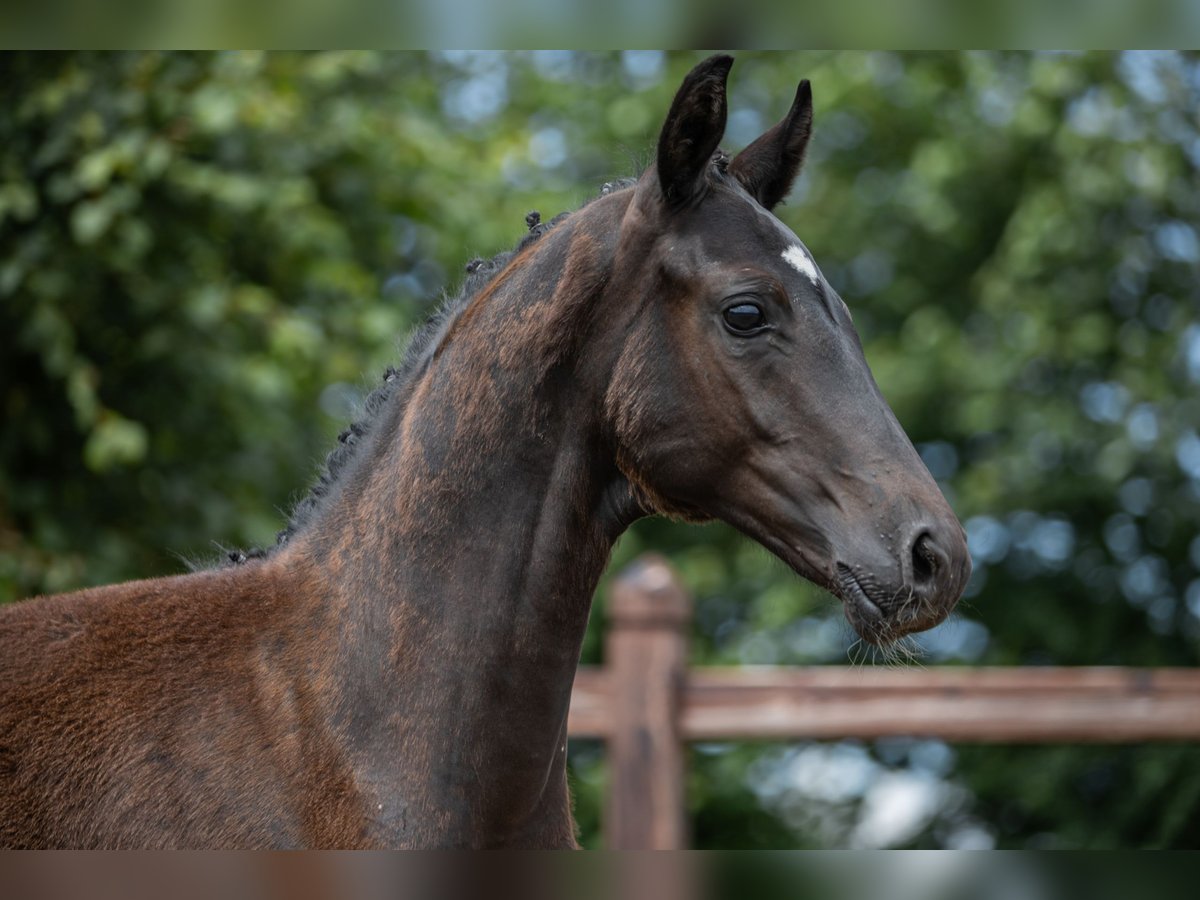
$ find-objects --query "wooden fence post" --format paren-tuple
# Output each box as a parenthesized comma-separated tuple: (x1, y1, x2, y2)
(604, 554, 692, 850)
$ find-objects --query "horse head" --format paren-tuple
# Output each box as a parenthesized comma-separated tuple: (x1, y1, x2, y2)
(604, 56, 971, 645)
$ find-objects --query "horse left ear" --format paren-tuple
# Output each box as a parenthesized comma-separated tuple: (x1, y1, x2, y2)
(655, 54, 733, 208)
(729, 79, 813, 211)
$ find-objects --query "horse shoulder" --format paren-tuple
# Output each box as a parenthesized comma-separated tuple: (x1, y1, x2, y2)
(0, 565, 367, 847)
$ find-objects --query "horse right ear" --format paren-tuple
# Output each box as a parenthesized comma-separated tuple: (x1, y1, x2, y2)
(655, 54, 733, 208)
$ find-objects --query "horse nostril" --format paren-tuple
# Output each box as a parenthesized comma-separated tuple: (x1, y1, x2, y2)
(911, 531, 940, 585)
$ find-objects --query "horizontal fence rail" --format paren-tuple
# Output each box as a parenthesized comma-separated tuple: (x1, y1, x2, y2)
(570, 666, 1200, 742)
(569, 554, 1200, 849)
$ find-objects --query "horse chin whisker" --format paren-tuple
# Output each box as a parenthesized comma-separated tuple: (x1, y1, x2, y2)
(845, 636, 865, 668)
(883, 634, 926, 669)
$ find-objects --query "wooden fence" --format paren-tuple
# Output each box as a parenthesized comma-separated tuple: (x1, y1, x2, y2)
(568, 554, 1200, 849)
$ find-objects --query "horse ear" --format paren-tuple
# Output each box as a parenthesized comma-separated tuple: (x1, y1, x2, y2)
(655, 54, 733, 207)
(729, 79, 813, 211)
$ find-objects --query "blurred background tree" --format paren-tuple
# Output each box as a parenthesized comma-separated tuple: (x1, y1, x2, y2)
(2, 51, 1199, 848)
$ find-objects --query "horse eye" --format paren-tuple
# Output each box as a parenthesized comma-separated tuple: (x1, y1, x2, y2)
(722, 302, 766, 334)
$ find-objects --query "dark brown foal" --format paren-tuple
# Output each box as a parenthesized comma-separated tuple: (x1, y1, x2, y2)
(0, 55, 969, 848)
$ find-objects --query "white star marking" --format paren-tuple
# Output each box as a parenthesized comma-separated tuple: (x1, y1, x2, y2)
(782, 245, 821, 286)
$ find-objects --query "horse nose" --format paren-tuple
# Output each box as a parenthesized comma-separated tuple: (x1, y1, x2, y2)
(909, 530, 944, 586)
(903, 523, 966, 600)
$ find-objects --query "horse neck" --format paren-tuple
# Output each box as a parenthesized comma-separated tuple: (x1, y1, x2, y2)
(281, 197, 636, 842)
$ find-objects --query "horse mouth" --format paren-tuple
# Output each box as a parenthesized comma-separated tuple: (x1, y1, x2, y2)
(754, 528, 934, 645)
(835, 563, 888, 640)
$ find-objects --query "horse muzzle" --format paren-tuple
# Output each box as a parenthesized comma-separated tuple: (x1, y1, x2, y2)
(833, 519, 971, 645)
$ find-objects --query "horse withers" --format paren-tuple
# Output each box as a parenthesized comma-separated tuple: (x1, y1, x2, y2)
(0, 55, 969, 848)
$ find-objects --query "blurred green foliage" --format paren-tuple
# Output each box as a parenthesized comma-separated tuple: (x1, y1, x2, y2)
(2, 51, 1199, 848)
